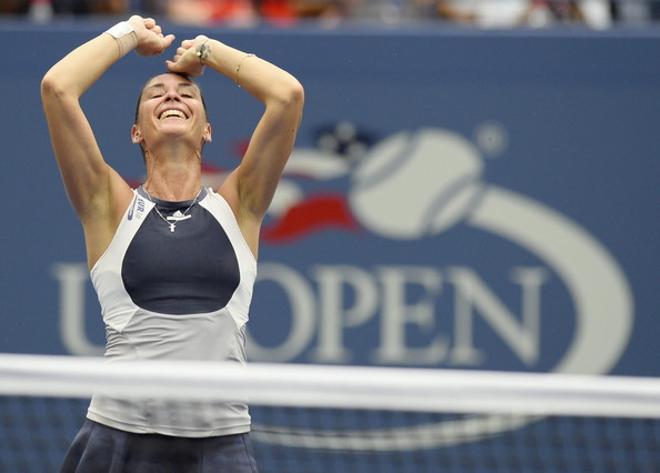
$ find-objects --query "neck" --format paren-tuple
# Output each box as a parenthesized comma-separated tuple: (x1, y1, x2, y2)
(143, 145, 202, 201)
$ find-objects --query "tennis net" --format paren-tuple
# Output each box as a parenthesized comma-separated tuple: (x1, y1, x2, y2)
(1, 354, 658, 472)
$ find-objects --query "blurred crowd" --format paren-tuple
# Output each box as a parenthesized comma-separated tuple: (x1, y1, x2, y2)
(1, 0, 658, 28)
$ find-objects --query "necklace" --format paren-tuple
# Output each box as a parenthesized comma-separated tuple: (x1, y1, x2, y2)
(143, 187, 202, 233)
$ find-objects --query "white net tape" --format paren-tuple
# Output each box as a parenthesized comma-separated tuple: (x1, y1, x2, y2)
(1, 353, 659, 418)
(1, 353, 659, 472)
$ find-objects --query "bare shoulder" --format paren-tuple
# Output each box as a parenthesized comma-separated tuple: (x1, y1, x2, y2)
(81, 167, 134, 270)
(217, 170, 261, 259)
(216, 170, 241, 217)
(108, 167, 135, 220)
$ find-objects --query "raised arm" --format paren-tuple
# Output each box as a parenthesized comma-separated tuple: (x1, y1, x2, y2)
(41, 16, 174, 222)
(167, 36, 304, 254)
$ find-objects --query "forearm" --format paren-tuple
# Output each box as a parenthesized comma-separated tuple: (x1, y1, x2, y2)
(202, 39, 303, 106)
(42, 25, 136, 99)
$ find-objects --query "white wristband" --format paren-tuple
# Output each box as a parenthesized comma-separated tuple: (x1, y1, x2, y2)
(105, 21, 137, 58)
(106, 21, 134, 39)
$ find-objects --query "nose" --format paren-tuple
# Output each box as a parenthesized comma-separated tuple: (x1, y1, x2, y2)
(164, 88, 181, 101)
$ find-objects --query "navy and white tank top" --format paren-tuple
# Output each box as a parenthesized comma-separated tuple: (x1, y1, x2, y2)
(87, 186, 257, 437)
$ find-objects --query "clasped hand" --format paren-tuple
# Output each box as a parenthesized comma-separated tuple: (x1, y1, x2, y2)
(127, 16, 207, 77)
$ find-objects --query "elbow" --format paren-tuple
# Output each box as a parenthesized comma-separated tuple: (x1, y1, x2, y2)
(285, 82, 304, 126)
(40, 73, 62, 102)
(270, 79, 305, 110)
(41, 70, 76, 102)
(287, 80, 305, 107)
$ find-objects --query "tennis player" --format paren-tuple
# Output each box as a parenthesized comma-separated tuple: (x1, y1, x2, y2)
(41, 15, 303, 473)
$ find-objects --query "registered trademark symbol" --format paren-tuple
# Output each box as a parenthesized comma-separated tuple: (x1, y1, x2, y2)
(474, 121, 508, 158)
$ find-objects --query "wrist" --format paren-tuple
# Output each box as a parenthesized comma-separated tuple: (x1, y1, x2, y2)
(196, 41, 211, 66)
(194, 36, 213, 66)
(105, 20, 138, 58)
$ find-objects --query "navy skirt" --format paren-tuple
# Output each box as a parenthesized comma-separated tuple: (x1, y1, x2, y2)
(60, 419, 259, 473)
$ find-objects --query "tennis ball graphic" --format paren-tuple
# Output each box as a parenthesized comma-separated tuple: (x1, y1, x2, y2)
(349, 128, 484, 239)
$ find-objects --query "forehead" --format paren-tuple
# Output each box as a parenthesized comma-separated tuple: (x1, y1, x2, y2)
(142, 74, 199, 94)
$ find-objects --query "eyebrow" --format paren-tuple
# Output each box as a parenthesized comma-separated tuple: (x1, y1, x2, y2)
(145, 83, 198, 93)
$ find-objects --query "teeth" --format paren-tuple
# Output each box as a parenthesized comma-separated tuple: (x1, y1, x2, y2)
(159, 109, 186, 120)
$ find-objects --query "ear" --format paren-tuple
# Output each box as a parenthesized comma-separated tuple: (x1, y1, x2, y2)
(131, 124, 142, 144)
(203, 122, 212, 143)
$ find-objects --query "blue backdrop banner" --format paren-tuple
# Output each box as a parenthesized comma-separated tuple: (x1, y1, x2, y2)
(1, 23, 658, 379)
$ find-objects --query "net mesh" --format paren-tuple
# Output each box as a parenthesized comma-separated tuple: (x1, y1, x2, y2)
(1, 354, 659, 473)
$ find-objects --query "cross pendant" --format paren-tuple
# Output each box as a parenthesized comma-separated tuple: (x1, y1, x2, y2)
(169, 223, 176, 232)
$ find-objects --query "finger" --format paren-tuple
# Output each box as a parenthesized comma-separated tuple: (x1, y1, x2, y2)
(152, 25, 162, 35)
(144, 18, 156, 29)
(163, 34, 176, 48)
(181, 39, 195, 49)
(166, 60, 181, 72)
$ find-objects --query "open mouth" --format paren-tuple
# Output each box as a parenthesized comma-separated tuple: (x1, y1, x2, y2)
(158, 109, 188, 120)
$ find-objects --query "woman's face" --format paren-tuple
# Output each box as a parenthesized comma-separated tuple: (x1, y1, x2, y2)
(132, 73, 211, 155)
